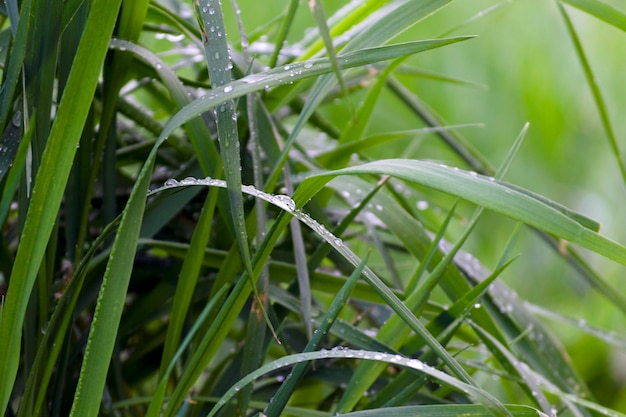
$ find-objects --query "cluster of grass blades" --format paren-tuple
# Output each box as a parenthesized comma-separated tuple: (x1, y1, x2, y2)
(0, 0, 625, 416)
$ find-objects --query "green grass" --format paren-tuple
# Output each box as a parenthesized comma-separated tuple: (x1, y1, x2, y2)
(1, 0, 626, 416)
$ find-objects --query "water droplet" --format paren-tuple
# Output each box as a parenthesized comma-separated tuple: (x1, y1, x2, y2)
(223, 85, 233, 93)
(283, 65, 291, 70)
(416, 201, 428, 210)
(304, 62, 313, 69)
(164, 179, 179, 187)
(273, 194, 296, 211)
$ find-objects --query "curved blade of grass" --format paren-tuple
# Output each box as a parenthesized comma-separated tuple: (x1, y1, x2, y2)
(335, 120, 527, 411)
(561, 0, 626, 32)
(0, 0, 122, 412)
(558, 3, 626, 186)
(342, 404, 545, 417)
(207, 349, 510, 417)
(296, 159, 626, 265)
(264, 254, 370, 417)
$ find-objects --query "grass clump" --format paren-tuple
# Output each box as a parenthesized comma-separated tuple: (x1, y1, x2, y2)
(1, 0, 625, 416)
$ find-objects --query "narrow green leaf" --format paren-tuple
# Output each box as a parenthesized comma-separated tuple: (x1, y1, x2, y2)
(309, 0, 353, 114)
(558, 3, 626, 185)
(0, 0, 31, 135)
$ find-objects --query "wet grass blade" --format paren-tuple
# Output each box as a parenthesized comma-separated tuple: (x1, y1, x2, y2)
(0, 0, 31, 135)
(207, 349, 511, 417)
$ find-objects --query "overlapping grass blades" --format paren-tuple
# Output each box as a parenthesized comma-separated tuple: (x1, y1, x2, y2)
(1, 0, 625, 415)
(0, 0, 123, 412)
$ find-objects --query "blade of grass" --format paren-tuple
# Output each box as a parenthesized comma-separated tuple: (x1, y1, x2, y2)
(308, 0, 353, 115)
(560, 0, 626, 32)
(0, 0, 123, 412)
(268, 0, 298, 68)
(558, 3, 626, 186)
(0, 0, 31, 135)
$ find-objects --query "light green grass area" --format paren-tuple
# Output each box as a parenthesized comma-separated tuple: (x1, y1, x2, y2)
(1, 0, 625, 416)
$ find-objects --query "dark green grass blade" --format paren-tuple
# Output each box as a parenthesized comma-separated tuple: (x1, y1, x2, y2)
(561, 0, 626, 31)
(296, 160, 626, 265)
(158, 186, 219, 376)
(264, 254, 370, 417)
(0, 0, 123, 412)
(558, 3, 626, 186)
(0, 0, 31, 135)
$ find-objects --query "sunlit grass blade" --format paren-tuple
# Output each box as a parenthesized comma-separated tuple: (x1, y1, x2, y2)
(560, 0, 626, 32)
(341, 404, 545, 417)
(268, 0, 298, 68)
(0, 0, 123, 413)
(264, 254, 370, 417)
(309, 0, 353, 115)
(558, 3, 626, 186)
